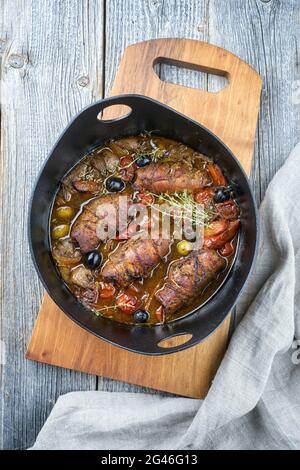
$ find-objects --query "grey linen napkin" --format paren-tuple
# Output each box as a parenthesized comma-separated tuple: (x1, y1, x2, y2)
(31, 143, 300, 450)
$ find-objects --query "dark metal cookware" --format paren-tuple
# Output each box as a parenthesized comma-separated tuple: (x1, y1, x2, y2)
(29, 94, 259, 355)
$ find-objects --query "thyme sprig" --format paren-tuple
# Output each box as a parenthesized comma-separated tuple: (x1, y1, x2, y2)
(91, 305, 117, 317)
(149, 190, 217, 227)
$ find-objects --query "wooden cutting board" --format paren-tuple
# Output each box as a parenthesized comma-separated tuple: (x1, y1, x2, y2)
(26, 39, 262, 398)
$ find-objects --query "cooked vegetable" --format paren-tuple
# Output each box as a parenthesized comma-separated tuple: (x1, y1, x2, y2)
(99, 282, 115, 299)
(136, 154, 152, 167)
(177, 240, 194, 256)
(207, 163, 227, 186)
(137, 192, 154, 206)
(71, 266, 95, 289)
(105, 176, 125, 192)
(56, 206, 75, 220)
(203, 219, 240, 249)
(120, 156, 136, 182)
(194, 188, 214, 205)
(213, 186, 231, 203)
(52, 224, 70, 239)
(84, 250, 102, 270)
(120, 156, 134, 167)
(52, 239, 81, 266)
(204, 220, 228, 238)
(133, 309, 149, 323)
(116, 293, 141, 315)
(155, 305, 164, 323)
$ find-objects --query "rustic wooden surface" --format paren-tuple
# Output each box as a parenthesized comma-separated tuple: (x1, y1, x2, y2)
(27, 296, 232, 399)
(26, 37, 261, 398)
(0, 0, 299, 450)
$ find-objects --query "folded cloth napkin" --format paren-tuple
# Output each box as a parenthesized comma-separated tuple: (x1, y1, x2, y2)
(31, 143, 300, 450)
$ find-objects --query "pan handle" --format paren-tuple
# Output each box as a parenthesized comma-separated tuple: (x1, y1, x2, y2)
(157, 333, 193, 350)
(111, 38, 262, 99)
(110, 39, 262, 175)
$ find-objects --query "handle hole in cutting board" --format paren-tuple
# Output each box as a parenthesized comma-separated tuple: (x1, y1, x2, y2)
(154, 58, 228, 93)
(98, 104, 132, 122)
(158, 333, 193, 349)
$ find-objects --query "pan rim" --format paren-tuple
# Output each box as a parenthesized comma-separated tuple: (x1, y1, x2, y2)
(28, 93, 259, 355)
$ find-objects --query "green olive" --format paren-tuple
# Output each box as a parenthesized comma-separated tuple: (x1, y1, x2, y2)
(177, 240, 193, 256)
(56, 206, 75, 221)
(52, 224, 70, 240)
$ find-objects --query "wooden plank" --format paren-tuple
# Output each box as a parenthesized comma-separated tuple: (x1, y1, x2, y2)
(0, 0, 104, 450)
(207, 0, 300, 203)
(104, 0, 210, 95)
(27, 296, 231, 399)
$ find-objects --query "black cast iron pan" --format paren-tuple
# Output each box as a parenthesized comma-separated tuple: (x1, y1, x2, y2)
(29, 94, 259, 355)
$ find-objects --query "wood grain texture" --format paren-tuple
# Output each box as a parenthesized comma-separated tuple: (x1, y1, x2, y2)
(26, 38, 261, 403)
(105, 0, 300, 204)
(203, 0, 300, 203)
(1, 0, 300, 450)
(27, 296, 231, 399)
(109, 38, 262, 172)
(0, 0, 104, 450)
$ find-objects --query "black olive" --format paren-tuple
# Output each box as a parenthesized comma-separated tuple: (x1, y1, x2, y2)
(84, 250, 102, 270)
(105, 176, 125, 192)
(213, 186, 231, 203)
(136, 154, 152, 167)
(133, 309, 149, 323)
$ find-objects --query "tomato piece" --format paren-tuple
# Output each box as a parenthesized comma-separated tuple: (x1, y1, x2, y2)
(119, 156, 134, 167)
(137, 192, 154, 206)
(120, 156, 136, 182)
(99, 282, 115, 299)
(204, 219, 229, 238)
(155, 305, 164, 323)
(219, 242, 234, 257)
(116, 293, 141, 315)
(215, 200, 239, 220)
(203, 219, 240, 249)
(120, 168, 135, 182)
(207, 163, 227, 186)
(194, 187, 214, 205)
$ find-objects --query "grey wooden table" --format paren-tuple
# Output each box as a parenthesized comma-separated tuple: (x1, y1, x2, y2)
(0, 0, 299, 449)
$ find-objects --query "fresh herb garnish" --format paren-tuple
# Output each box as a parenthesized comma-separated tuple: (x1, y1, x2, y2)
(149, 190, 217, 227)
